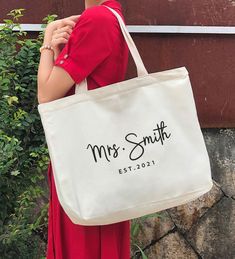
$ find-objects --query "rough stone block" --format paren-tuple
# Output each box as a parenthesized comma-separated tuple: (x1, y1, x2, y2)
(203, 128, 235, 198)
(186, 197, 235, 259)
(145, 232, 198, 259)
(132, 211, 175, 248)
(167, 181, 223, 232)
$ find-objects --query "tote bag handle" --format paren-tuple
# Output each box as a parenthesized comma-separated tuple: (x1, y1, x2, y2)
(75, 5, 149, 93)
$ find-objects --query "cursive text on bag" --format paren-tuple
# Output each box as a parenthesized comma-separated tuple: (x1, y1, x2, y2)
(86, 120, 171, 163)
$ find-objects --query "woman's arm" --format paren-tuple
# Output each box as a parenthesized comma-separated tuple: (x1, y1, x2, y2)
(37, 16, 80, 104)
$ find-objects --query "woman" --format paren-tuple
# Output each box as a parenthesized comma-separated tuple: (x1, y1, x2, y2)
(37, 0, 130, 258)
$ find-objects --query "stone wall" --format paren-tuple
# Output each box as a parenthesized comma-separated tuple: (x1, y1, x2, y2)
(131, 129, 235, 259)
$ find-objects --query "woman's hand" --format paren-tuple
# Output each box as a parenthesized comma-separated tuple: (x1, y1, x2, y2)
(44, 15, 81, 60)
(48, 15, 80, 31)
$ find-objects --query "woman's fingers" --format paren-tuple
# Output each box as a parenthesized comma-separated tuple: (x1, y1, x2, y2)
(67, 15, 81, 22)
(53, 31, 71, 41)
(52, 38, 68, 46)
(57, 19, 75, 29)
(51, 25, 73, 49)
(51, 34, 69, 49)
(57, 15, 81, 29)
(48, 14, 81, 31)
(53, 26, 73, 36)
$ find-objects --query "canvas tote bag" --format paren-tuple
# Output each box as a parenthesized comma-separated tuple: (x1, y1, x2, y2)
(37, 5, 213, 225)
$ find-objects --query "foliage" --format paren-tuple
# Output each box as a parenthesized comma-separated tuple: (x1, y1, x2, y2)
(0, 8, 57, 258)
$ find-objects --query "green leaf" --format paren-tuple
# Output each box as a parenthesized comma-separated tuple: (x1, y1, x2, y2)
(10, 170, 21, 176)
(3, 19, 14, 24)
(134, 244, 148, 259)
(7, 96, 19, 105)
(131, 222, 140, 237)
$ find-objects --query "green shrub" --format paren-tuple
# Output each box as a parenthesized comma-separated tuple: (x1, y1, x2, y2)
(0, 8, 56, 259)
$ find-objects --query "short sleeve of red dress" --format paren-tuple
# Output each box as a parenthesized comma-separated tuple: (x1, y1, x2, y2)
(54, 7, 113, 84)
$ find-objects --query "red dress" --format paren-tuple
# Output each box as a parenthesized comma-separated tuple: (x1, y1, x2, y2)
(46, 1, 130, 258)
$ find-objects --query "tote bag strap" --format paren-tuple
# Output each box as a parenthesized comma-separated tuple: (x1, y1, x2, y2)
(75, 5, 149, 94)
